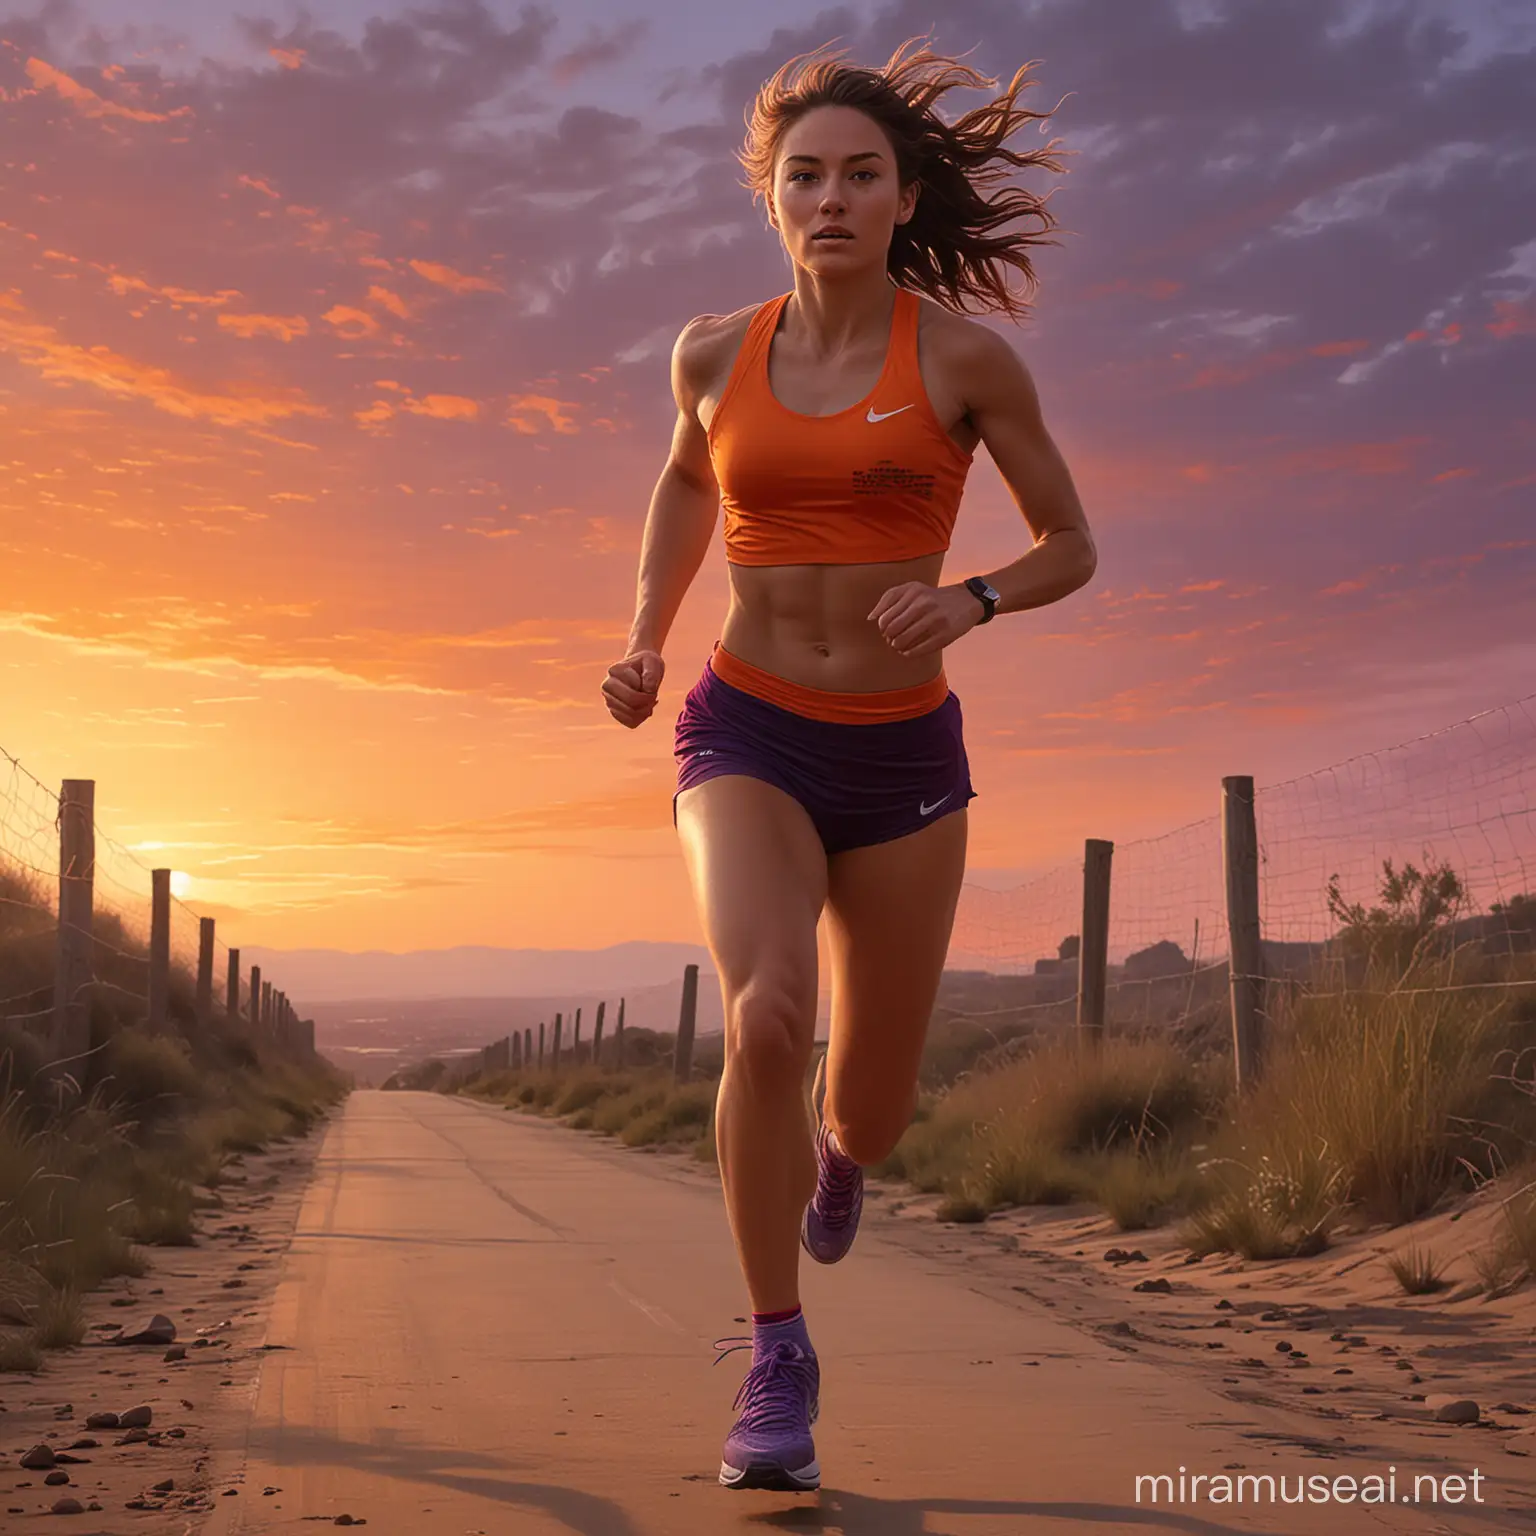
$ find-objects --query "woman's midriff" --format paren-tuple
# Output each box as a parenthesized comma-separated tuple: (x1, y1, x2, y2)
(708, 641, 948, 723)
(711, 557, 949, 724)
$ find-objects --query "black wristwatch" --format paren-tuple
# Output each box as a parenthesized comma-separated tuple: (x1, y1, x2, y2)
(964, 576, 1000, 624)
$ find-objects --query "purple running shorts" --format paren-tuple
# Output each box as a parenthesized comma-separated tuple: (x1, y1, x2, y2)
(672, 659, 977, 856)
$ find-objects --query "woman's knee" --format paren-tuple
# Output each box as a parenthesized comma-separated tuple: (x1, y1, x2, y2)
(726, 981, 815, 1090)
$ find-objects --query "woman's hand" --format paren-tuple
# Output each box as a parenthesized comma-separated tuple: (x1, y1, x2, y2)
(602, 648, 665, 728)
(868, 582, 982, 658)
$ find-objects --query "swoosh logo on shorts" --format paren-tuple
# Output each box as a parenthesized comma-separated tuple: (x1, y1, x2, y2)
(919, 793, 951, 816)
(867, 404, 915, 423)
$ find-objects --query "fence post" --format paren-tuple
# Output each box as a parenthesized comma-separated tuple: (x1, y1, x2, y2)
(573, 1006, 582, 1064)
(1077, 839, 1113, 1045)
(537, 1021, 545, 1069)
(674, 964, 698, 1083)
(149, 869, 171, 1031)
(261, 978, 272, 1030)
(614, 996, 625, 1069)
(592, 1000, 606, 1071)
(52, 779, 95, 1066)
(512, 1030, 522, 1069)
(551, 1011, 563, 1073)
(196, 917, 215, 1027)
(248, 964, 262, 1030)
(227, 947, 240, 1021)
(1222, 775, 1265, 1087)
(524, 1027, 532, 1069)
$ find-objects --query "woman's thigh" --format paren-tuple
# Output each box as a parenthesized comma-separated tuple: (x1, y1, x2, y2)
(821, 809, 968, 1160)
(674, 774, 828, 1049)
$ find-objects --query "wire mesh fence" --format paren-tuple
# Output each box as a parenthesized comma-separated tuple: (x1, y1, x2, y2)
(947, 694, 1536, 1032)
(0, 745, 312, 1057)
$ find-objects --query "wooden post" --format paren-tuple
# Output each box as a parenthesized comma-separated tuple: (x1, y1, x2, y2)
(1223, 774, 1265, 1088)
(149, 869, 171, 1031)
(551, 1011, 563, 1073)
(614, 996, 625, 1069)
(227, 947, 240, 1021)
(573, 1006, 582, 1064)
(524, 1027, 532, 1068)
(261, 978, 272, 1030)
(674, 964, 698, 1083)
(1077, 839, 1113, 1045)
(248, 964, 262, 1029)
(512, 1030, 522, 1069)
(52, 779, 95, 1066)
(592, 1000, 606, 1071)
(196, 917, 215, 1028)
(537, 1021, 545, 1070)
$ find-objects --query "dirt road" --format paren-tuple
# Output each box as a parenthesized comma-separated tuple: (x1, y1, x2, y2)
(205, 1090, 1530, 1534)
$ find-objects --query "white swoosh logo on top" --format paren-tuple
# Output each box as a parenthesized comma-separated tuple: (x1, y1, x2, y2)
(867, 404, 915, 423)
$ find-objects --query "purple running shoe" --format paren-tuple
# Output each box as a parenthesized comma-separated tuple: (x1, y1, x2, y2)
(714, 1335, 820, 1491)
(801, 1052, 864, 1264)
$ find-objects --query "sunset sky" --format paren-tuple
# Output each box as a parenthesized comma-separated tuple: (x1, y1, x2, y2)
(2, 0, 1532, 961)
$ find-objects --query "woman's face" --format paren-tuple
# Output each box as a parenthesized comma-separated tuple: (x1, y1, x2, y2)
(769, 104, 917, 273)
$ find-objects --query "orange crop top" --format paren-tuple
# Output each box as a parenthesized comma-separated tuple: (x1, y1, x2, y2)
(706, 287, 973, 566)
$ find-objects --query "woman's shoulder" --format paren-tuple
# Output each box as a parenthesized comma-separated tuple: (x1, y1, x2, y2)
(910, 289, 1012, 361)
(674, 297, 781, 396)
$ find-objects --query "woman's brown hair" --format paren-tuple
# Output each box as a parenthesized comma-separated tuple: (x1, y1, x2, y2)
(737, 36, 1067, 320)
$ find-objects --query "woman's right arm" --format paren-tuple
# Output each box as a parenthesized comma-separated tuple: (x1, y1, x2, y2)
(602, 318, 722, 728)
(626, 318, 722, 657)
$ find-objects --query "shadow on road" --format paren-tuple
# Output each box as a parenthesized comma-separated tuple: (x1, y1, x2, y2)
(748, 1489, 1292, 1535)
(254, 1429, 646, 1536)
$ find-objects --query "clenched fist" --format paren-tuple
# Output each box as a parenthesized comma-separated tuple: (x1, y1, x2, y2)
(602, 648, 665, 729)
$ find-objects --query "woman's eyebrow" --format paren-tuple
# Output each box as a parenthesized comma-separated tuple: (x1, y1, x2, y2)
(783, 151, 885, 165)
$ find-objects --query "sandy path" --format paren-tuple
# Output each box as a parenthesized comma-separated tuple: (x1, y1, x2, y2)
(203, 1090, 1530, 1534)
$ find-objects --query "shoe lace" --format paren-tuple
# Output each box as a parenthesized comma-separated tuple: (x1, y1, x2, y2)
(814, 1126, 863, 1225)
(713, 1336, 817, 1432)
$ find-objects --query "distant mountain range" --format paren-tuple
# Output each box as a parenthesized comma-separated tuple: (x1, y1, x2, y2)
(239, 940, 723, 1004)
(239, 938, 1028, 1008)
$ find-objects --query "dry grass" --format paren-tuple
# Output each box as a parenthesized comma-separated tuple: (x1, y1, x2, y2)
(1387, 1240, 1452, 1294)
(469, 1066, 720, 1151)
(1, 888, 346, 1374)
(879, 1033, 1216, 1218)
(1181, 951, 1536, 1258)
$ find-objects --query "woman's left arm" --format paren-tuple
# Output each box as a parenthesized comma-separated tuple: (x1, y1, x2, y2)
(871, 325, 1096, 658)
(960, 324, 1096, 614)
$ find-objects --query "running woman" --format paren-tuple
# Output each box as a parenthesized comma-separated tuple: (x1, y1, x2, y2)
(601, 38, 1095, 1492)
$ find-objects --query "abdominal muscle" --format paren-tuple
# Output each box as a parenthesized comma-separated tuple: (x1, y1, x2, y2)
(720, 551, 949, 694)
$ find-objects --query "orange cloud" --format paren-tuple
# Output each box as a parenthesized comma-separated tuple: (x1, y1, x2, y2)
(0, 293, 327, 427)
(1279, 437, 1426, 477)
(355, 401, 395, 429)
(25, 57, 191, 124)
(237, 174, 281, 199)
(507, 394, 579, 435)
(270, 48, 306, 70)
(1431, 466, 1474, 483)
(323, 305, 380, 338)
(408, 259, 503, 295)
(219, 312, 310, 342)
(107, 275, 240, 308)
(402, 394, 479, 421)
(368, 286, 412, 320)
(1306, 338, 1370, 358)
(1487, 299, 1536, 339)
(1080, 276, 1184, 302)
(1186, 339, 1369, 390)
